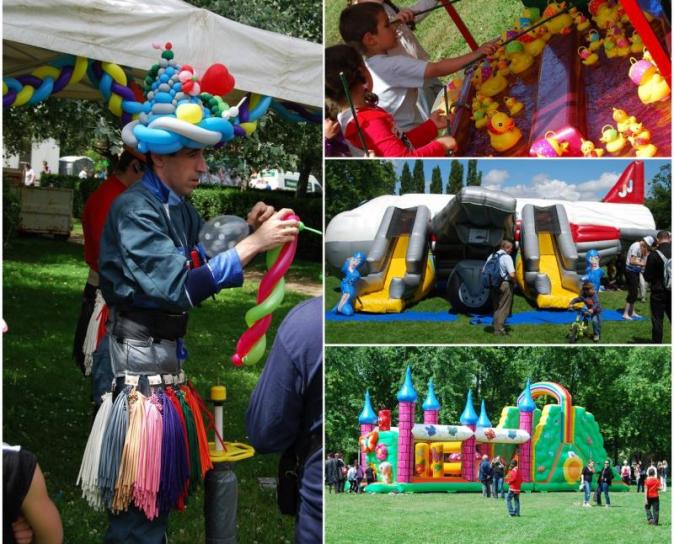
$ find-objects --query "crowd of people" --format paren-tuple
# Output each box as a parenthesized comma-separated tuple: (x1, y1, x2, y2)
(324, 454, 376, 494)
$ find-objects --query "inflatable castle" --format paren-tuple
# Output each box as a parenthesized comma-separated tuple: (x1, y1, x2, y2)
(359, 368, 625, 493)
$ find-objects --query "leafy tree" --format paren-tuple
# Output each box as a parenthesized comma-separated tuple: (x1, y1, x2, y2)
(325, 160, 396, 223)
(645, 163, 671, 229)
(447, 159, 464, 194)
(429, 166, 443, 194)
(466, 159, 481, 186)
(399, 163, 413, 194)
(412, 160, 425, 192)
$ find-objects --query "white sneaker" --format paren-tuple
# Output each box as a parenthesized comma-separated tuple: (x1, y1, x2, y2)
(605, 504, 610, 508)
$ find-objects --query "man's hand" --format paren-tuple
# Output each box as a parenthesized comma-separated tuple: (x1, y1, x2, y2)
(324, 118, 341, 140)
(430, 109, 448, 130)
(246, 202, 275, 232)
(12, 516, 33, 544)
(250, 209, 300, 253)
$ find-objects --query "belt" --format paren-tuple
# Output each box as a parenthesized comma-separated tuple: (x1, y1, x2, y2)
(110, 307, 188, 341)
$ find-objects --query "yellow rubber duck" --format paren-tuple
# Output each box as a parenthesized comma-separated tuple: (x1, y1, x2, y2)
(599, 124, 627, 154)
(581, 139, 604, 157)
(496, 59, 510, 77)
(543, 3, 574, 34)
(629, 33, 644, 54)
(638, 71, 671, 104)
(612, 108, 636, 133)
(634, 143, 658, 157)
(523, 27, 547, 57)
(509, 52, 534, 75)
(593, 3, 619, 29)
(471, 109, 489, 130)
(614, 36, 631, 57)
(503, 96, 524, 116)
(575, 14, 591, 32)
(487, 112, 522, 152)
(578, 47, 599, 66)
(586, 30, 603, 52)
(478, 73, 508, 97)
(604, 38, 619, 59)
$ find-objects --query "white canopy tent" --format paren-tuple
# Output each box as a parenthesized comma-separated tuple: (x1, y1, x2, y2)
(3, 0, 322, 108)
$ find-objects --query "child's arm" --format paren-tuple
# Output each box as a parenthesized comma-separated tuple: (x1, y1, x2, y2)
(347, 115, 444, 157)
(425, 41, 499, 79)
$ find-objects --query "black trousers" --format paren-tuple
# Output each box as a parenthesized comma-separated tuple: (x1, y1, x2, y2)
(645, 497, 659, 525)
(650, 291, 671, 343)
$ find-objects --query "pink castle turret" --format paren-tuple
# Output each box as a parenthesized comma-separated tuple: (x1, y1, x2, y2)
(518, 379, 536, 483)
(396, 367, 417, 483)
(460, 390, 478, 481)
(422, 379, 440, 425)
(358, 390, 378, 469)
(476, 399, 492, 458)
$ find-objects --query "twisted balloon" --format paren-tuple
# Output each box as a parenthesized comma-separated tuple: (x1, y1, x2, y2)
(231, 213, 299, 367)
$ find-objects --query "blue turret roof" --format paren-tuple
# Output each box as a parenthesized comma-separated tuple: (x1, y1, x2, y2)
(358, 390, 378, 424)
(459, 390, 478, 425)
(422, 379, 441, 411)
(396, 366, 418, 403)
(477, 399, 492, 427)
(518, 379, 536, 413)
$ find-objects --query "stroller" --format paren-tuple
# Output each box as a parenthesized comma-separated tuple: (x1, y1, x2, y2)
(567, 303, 595, 344)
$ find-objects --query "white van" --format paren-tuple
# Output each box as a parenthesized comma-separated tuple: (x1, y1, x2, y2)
(249, 169, 322, 193)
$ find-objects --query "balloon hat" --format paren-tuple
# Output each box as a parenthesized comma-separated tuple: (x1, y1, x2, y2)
(122, 42, 247, 155)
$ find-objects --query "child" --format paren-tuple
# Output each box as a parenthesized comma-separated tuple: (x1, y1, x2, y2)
(568, 281, 602, 342)
(325, 44, 455, 157)
(339, 3, 497, 132)
(644, 467, 660, 525)
(505, 459, 522, 517)
(349, 0, 444, 112)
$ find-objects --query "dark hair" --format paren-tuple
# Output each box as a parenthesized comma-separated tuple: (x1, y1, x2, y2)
(325, 44, 367, 105)
(657, 230, 671, 241)
(510, 459, 518, 468)
(339, 3, 386, 48)
(115, 150, 138, 173)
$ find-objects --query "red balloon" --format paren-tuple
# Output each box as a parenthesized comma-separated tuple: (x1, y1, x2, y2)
(200, 64, 235, 96)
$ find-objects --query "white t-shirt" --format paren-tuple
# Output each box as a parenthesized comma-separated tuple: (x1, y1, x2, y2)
(365, 54, 427, 132)
(24, 168, 35, 186)
(485, 249, 515, 280)
(625, 241, 643, 272)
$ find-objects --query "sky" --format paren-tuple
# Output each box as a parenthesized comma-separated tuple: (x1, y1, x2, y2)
(393, 159, 669, 202)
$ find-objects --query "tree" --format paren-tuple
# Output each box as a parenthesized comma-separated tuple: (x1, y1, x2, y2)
(447, 160, 464, 194)
(325, 160, 396, 223)
(645, 163, 671, 229)
(399, 163, 413, 194)
(466, 159, 481, 186)
(429, 166, 443, 194)
(412, 160, 425, 192)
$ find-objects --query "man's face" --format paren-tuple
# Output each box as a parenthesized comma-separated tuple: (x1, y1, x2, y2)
(154, 148, 207, 197)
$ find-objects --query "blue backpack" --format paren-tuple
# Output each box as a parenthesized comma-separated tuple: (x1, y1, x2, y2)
(482, 252, 504, 289)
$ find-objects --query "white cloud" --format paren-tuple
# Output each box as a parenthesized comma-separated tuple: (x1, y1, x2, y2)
(496, 171, 621, 202)
(482, 169, 510, 191)
(576, 171, 620, 200)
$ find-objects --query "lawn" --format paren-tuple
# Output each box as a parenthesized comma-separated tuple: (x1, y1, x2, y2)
(2, 234, 320, 544)
(326, 0, 523, 61)
(325, 490, 671, 544)
(324, 275, 670, 344)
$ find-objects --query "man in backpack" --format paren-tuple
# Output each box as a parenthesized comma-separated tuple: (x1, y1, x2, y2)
(484, 240, 516, 336)
(643, 231, 671, 343)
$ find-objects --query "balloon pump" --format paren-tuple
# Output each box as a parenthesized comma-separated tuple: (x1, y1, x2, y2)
(204, 385, 255, 544)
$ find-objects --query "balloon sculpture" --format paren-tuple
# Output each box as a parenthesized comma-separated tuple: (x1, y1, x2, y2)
(231, 212, 300, 366)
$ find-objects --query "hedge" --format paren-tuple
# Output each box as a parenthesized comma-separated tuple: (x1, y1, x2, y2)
(41, 174, 100, 219)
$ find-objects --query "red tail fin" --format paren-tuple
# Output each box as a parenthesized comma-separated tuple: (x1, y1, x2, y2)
(601, 161, 645, 204)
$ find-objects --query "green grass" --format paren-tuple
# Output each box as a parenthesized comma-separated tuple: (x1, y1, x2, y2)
(326, 0, 522, 62)
(2, 235, 319, 544)
(324, 275, 669, 344)
(326, 491, 671, 544)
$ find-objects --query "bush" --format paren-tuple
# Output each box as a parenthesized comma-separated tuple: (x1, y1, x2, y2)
(41, 174, 100, 219)
(3, 185, 22, 247)
(189, 187, 322, 261)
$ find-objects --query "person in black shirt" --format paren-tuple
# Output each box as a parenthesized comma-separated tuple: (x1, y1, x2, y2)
(596, 459, 614, 506)
(643, 230, 671, 343)
(580, 460, 595, 507)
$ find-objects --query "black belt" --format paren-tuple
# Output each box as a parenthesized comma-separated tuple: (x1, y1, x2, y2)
(110, 307, 188, 341)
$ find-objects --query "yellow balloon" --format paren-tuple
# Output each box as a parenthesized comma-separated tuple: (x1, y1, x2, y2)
(176, 103, 203, 124)
(108, 94, 123, 117)
(14, 86, 33, 106)
(102, 62, 127, 85)
(241, 121, 257, 135)
(71, 57, 88, 85)
(33, 66, 60, 80)
(3, 81, 8, 94)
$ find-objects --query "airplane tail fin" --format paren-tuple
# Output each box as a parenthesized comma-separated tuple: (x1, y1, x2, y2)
(601, 161, 645, 204)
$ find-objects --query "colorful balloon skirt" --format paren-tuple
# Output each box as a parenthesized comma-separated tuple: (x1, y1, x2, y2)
(77, 335, 213, 520)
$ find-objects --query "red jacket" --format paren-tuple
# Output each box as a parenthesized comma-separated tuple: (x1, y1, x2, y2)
(82, 175, 127, 271)
(344, 106, 446, 158)
(505, 466, 522, 493)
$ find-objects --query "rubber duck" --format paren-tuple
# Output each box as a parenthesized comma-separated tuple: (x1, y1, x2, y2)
(478, 73, 508, 97)
(509, 51, 534, 74)
(543, 130, 569, 156)
(496, 58, 510, 77)
(599, 124, 627, 154)
(627, 122, 650, 144)
(586, 30, 603, 52)
(542, 2, 574, 34)
(634, 142, 658, 157)
(612, 108, 636, 133)
(523, 27, 547, 57)
(487, 112, 522, 152)
(575, 13, 591, 32)
(638, 70, 671, 104)
(614, 36, 631, 57)
(593, 3, 619, 29)
(503, 96, 524, 116)
(471, 109, 489, 130)
(603, 38, 619, 59)
(581, 139, 604, 157)
(628, 58, 657, 85)
(578, 46, 599, 66)
(629, 32, 644, 54)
